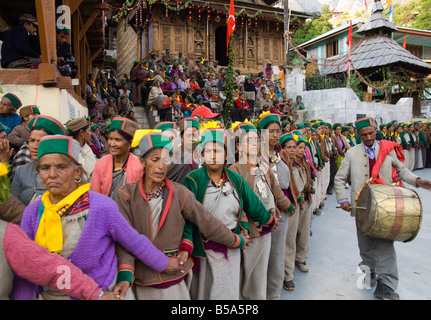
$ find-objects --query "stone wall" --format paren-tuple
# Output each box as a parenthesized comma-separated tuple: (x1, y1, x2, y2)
(284, 72, 414, 125)
(301, 87, 413, 125)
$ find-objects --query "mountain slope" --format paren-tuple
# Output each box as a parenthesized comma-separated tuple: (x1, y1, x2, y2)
(288, 0, 409, 14)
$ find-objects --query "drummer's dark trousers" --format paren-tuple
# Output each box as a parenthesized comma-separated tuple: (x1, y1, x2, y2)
(356, 229, 399, 291)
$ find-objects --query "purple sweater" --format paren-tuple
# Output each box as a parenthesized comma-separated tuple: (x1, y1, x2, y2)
(13, 191, 169, 300)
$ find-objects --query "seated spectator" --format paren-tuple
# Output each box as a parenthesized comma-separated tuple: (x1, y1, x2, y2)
(294, 95, 305, 110)
(56, 26, 76, 78)
(89, 101, 103, 123)
(117, 95, 134, 117)
(0, 93, 23, 135)
(171, 75, 184, 92)
(179, 72, 190, 91)
(1, 14, 41, 69)
(103, 97, 118, 121)
(118, 82, 133, 101)
(161, 76, 174, 94)
(7, 105, 40, 150)
(147, 79, 167, 110)
(189, 75, 201, 93)
(181, 95, 196, 118)
(127, 110, 137, 123)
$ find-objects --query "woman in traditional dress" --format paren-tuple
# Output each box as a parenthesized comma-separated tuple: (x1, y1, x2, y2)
(166, 118, 200, 183)
(182, 128, 276, 300)
(65, 117, 98, 178)
(331, 123, 350, 171)
(11, 115, 67, 206)
(147, 79, 168, 111)
(14, 135, 183, 300)
(90, 117, 142, 200)
(114, 131, 248, 300)
(253, 114, 298, 299)
(229, 116, 294, 300)
(279, 132, 314, 291)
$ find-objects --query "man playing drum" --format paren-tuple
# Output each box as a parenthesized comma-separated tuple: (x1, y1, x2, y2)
(334, 117, 431, 300)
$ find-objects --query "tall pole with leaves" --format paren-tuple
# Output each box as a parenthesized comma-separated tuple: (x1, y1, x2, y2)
(223, 0, 236, 125)
(223, 34, 235, 124)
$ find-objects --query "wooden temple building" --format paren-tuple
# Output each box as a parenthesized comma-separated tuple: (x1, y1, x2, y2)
(112, 0, 313, 78)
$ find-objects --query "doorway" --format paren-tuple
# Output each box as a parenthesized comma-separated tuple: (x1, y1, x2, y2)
(215, 26, 228, 66)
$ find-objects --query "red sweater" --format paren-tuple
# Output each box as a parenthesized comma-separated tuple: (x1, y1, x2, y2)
(234, 98, 249, 109)
(3, 223, 102, 300)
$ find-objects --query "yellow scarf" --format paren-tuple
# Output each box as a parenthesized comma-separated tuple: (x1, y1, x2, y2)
(35, 183, 91, 253)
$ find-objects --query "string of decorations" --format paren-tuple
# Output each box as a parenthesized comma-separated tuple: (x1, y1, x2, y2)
(111, 0, 287, 28)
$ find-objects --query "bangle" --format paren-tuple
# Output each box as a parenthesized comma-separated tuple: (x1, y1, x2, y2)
(98, 290, 104, 300)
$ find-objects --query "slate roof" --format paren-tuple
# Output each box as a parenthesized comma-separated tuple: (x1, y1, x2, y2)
(323, 0, 431, 76)
(356, 0, 398, 35)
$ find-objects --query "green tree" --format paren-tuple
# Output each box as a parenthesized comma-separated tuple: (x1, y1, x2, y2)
(292, 7, 333, 46)
(413, 0, 431, 30)
(393, 0, 420, 27)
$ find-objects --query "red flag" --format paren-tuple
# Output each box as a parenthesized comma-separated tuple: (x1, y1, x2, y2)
(346, 20, 353, 72)
(227, 0, 235, 56)
(403, 36, 406, 49)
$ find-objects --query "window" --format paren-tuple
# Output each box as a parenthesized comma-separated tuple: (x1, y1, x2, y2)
(326, 40, 339, 58)
(406, 44, 423, 59)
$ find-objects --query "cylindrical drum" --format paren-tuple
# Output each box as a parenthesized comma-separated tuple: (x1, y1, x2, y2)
(355, 183, 422, 242)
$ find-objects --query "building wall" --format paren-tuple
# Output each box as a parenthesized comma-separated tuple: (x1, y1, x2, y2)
(116, 17, 140, 80)
(132, 7, 285, 73)
(1, 84, 87, 124)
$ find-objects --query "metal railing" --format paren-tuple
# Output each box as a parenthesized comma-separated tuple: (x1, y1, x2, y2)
(305, 73, 348, 91)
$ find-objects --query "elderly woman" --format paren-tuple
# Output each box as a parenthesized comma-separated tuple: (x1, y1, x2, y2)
(147, 79, 168, 111)
(90, 117, 142, 199)
(182, 128, 276, 300)
(14, 135, 183, 300)
(113, 131, 248, 300)
(229, 119, 294, 300)
(11, 115, 67, 206)
(279, 133, 314, 291)
(66, 117, 98, 178)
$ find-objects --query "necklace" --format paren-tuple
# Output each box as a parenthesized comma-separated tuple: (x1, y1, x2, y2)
(144, 182, 165, 200)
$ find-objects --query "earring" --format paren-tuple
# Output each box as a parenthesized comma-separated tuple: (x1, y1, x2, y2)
(75, 176, 81, 184)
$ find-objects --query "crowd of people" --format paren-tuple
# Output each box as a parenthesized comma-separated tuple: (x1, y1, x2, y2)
(1, 41, 431, 301)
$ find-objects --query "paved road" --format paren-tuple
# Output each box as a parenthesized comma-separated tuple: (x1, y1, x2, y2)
(280, 168, 431, 300)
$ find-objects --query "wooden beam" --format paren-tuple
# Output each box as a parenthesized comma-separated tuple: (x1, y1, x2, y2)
(80, 3, 110, 10)
(79, 10, 98, 40)
(35, 0, 57, 66)
(89, 47, 103, 64)
(64, 0, 83, 15)
(72, 11, 81, 92)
